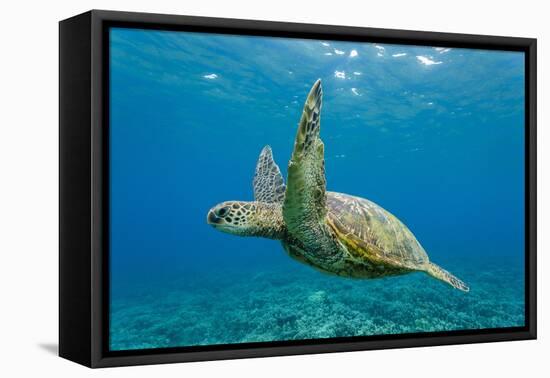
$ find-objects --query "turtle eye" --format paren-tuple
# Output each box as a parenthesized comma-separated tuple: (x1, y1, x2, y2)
(216, 206, 230, 217)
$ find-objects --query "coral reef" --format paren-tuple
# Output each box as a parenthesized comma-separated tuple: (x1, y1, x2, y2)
(110, 256, 524, 350)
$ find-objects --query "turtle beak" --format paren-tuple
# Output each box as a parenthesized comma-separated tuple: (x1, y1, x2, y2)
(207, 210, 222, 225)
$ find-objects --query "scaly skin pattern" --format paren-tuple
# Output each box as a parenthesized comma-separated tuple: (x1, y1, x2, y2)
(207, 201, 287, 240)
(283, 80, 340, 266)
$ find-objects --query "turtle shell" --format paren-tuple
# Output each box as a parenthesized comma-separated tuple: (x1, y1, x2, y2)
(326, 192, 429, 270)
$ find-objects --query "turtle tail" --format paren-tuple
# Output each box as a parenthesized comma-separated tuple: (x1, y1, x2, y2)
(426, 263, 469, 292)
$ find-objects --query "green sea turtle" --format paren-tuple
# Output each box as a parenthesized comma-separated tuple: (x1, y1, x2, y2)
(207, 79, 469, 292)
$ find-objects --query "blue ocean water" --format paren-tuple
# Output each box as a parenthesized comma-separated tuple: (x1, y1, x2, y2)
(109, 28, 525, 351)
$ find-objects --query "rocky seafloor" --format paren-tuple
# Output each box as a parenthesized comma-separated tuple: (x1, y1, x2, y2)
(110, 256, 524, 351)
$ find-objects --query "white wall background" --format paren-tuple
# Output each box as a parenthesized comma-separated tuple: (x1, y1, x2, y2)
(0, 0, 546, 376)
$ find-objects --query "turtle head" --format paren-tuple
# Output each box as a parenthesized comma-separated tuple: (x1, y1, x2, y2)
(207, 201, 255, 235)
(207, 201, 285, 239)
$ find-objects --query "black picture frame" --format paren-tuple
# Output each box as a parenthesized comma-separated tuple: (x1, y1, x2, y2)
(59, 9, 537, 368)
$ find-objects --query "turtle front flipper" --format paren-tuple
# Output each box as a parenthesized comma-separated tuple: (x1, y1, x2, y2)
(283, 79, 329, 244)
(253, 145, 286, 203)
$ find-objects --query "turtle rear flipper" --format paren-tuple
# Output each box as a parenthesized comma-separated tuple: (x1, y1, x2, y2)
(426, 263, 469, 292)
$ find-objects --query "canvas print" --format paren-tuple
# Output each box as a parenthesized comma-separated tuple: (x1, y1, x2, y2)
(109, 27, 525, 351)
